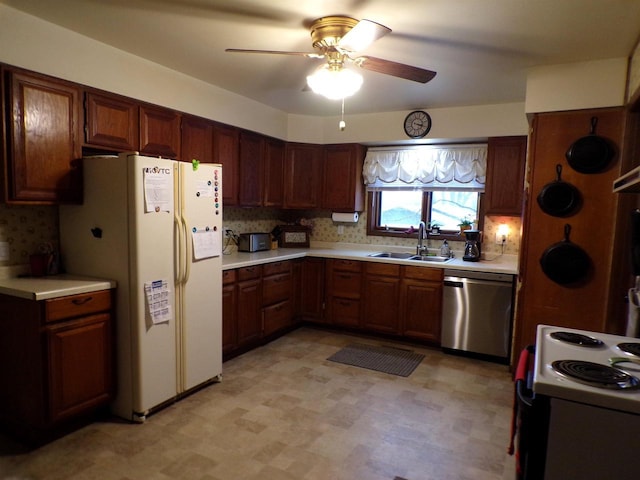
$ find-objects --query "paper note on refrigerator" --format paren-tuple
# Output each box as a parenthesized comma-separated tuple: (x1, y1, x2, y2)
(192, 229, 220, 259)
(195, 179, 214, 198)
(144, 280, 172, 324)
(144, 168, 174, 213)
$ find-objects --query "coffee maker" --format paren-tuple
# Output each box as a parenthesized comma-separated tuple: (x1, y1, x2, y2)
(463, 229, 482, 261)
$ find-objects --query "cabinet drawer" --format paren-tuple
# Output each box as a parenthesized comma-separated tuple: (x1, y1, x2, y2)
(223, 269, 237, 285)
(403, 266, 443, 282)
(45, 290, 112, 323)
(262, 272, 293, 306)
(262, 261, 292, 277)
(263, 299, 293, 336)
(330, 271, 361, 297)
(366, 262, 401, 277)
(237, 265, 262, 281)
(330, 259, 362, 273)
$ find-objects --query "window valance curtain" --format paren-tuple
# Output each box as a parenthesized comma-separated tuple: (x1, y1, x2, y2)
(363, 144, 487, 189)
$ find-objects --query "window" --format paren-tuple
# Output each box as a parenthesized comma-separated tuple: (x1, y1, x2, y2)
(368, 189, 481, 239)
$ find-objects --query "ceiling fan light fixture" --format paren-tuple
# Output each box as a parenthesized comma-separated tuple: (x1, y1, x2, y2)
(306, 64, 363, 100)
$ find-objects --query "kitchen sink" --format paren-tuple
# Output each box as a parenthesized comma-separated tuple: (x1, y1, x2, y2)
(408, 255, 453, 263)
(367, 252, 415, 259)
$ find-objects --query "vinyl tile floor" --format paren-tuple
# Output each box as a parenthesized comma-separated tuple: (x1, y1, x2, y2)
(0, 327, 516, 480)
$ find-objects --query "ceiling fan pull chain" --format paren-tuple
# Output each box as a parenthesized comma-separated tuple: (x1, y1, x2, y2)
(339, 97, 346, 131)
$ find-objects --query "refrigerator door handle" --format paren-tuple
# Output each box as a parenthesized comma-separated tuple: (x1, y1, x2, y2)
(175, 211, 185, 284)
(181, 213, 191, 284)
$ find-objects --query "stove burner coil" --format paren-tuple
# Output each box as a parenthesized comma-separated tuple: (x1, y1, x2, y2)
(617, 343, 640, 358)
(550, 331, 604, 347)
(551, 360, 640, 390)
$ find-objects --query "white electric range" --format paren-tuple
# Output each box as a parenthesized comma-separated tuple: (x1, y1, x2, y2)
(522, 324, 640, 480)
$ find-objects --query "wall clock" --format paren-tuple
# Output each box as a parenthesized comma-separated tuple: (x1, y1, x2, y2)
(403, 110, 432, 138)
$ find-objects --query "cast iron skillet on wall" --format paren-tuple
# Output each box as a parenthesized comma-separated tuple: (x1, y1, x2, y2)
(539, 224, 591, 285)
(537, 164, 582, 217)
(565, 116, 615, 174)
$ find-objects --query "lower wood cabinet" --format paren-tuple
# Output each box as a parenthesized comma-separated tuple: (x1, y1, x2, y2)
(299, 257, 326, 323)
(222, 257, 446, 360)
(0, 289, 114, 443)
(400, 266, 443, 342)
(236, 266, 262, 345)
(262, 261, 294, 336)
(362, 263, 401, 334)
(223, 261, 297, 358)
(325, 259, 362, 327)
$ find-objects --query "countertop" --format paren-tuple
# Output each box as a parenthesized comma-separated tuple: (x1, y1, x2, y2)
(0, 274, 116, 301)
(222, 242, 518, 275)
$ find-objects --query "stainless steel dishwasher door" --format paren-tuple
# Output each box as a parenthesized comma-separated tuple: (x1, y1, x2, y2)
(441, 269, 514, 360)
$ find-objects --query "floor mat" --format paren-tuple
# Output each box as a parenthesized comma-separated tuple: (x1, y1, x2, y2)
(327, 343, 425, 377)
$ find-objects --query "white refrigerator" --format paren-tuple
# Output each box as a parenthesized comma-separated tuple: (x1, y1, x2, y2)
(59, 153, 223, 422)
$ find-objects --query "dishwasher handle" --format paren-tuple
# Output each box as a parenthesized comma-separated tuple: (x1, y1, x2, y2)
(444, 279, 464, 288)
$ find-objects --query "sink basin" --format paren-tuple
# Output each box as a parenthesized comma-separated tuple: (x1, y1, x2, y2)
(408, 255, 453, 263)
(367, 252, 415, 259)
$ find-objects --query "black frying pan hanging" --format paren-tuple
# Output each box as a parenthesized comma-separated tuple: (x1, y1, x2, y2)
(565, 116, 614, 174)
(536, 164, 581, 217)
(539, 224, 591, 285)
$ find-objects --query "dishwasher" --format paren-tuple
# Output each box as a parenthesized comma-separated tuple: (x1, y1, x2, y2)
(441, 269, 514, 362)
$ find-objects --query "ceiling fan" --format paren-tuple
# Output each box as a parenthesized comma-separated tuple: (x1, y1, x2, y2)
(226, 16, 436, 99)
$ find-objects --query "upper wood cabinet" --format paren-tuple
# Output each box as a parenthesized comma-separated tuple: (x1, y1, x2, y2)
(484, 136, 527, 216)
(181, 114, 213, 164)
(84, 91, 138, 151)
(284, 142, 323, 209)
(139, 104, 181, 159)
(263, 137, 285, 207)
(238, 130, 264, 207)
(322, 143, 366, 212)
(3, 68, 82, 203)
(213, 123, 239, 206)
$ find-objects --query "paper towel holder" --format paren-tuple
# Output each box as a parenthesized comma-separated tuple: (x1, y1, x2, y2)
(331, 212, 359, 223)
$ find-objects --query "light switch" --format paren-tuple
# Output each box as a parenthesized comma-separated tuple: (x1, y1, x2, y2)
(0, 242, 9, 261)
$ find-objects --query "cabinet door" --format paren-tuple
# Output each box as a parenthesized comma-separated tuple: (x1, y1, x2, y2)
(284, 143, 322, 209)
(46, 313, 113, 423)
(263, 300, 293, 336)
(181, 115, 213, 163)
(401, 278, 442, 343)
(264, 137, 285, 207)
(236, 278, 262, 345)
(85, 91, 139, 151)
(362, 274, 401, 333)
(238, 131, 264, 206)
(299, 258, 325, 323)
(322, 143, 365, 211)
(222, 282, 237, 355)
(5, 69, 82, 203)
(484, 136, 527, 215)
(139, 104, 181, 158)
(213, 123, 239, 206)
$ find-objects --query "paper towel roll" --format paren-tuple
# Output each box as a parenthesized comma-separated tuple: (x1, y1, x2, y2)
(331, 212, 359, 223)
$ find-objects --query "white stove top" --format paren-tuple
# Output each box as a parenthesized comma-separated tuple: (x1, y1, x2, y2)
(534, 324, 640, 414)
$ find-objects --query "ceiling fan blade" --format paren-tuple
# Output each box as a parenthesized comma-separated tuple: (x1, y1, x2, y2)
(338, 19, 391, 52)
(225, 49, 324, 59)
(355, 56, 437, 83)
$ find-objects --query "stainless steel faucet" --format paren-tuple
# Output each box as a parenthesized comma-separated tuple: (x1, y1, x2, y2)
(416, 221, 427, 256)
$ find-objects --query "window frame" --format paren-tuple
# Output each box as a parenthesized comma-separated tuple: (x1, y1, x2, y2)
(366, 190, 484, 241)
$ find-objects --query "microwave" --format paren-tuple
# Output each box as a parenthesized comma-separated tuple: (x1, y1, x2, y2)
(238, 232, 270, 252)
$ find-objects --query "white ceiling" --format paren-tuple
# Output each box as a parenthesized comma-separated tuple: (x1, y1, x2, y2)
(5, 0, 640, 116)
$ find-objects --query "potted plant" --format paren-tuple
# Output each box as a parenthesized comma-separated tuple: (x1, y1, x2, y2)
(458, 218, 473, 232)
(428, 221, 441, 234)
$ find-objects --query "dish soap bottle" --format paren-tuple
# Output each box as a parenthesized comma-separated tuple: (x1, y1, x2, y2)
(440, 240, 450, 257)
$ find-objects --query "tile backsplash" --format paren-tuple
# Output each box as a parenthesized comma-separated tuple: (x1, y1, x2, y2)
(223, 207, 521, 255)
(0, 204, 58, 266)
(0, 204, 520, 267)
